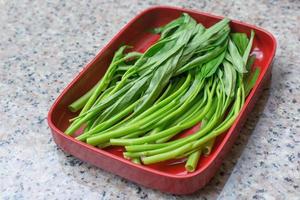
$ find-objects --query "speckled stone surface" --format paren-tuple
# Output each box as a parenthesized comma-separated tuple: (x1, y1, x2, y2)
(0, 0, 299, 199)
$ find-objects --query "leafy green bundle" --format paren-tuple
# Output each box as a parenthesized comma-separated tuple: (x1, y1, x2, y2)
(66, 13, 260, 172)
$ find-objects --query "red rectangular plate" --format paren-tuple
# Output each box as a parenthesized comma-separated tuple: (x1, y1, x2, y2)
(47, 6, 276, 194)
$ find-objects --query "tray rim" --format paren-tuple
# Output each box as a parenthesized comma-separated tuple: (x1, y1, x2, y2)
(47, 5, 277, 179)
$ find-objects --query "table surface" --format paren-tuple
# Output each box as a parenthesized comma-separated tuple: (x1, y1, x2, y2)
(1, 0, 299, 199)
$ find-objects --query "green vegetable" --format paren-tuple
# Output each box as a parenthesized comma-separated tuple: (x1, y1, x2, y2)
(65, 13, 260, 173)
(68, 82, 98, 112)
(202, 138, 215, 156)
(185, 150, 201, 172)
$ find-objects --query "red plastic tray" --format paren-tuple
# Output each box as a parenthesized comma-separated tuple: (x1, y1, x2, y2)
(47, 6, 276, 194)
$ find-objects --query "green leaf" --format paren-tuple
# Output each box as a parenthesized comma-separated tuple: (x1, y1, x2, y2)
(196, 18, 230, 45)
(98, 75, 150, 121)
(228, 39, 247, 73)
(230, 33, 249, 55)
(245, 67, 260, 95)
(196, 24, 230, 53)
(223, 60, 237, 97)
(152, 13, 187, 34)
(134, 26, 196, 114)
(177, 40, 228, 75)
(201, 51, 226, 78)
(246, 54, 256, 71)
(242, 30, 255, 65)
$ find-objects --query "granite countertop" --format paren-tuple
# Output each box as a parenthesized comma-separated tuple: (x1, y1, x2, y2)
(0, 0, 299, 199)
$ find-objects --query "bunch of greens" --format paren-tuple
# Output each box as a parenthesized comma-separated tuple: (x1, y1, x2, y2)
(66, 13, 260, 172)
